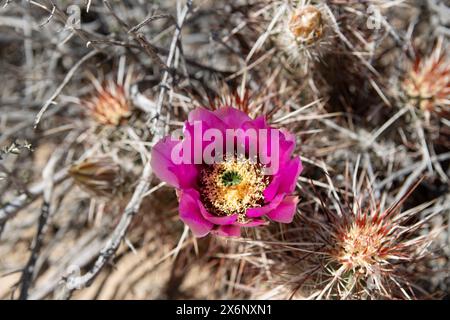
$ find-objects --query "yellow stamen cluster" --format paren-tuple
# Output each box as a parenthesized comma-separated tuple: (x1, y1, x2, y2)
(200, 157, 268, 222)
(288, 5, 324, 45)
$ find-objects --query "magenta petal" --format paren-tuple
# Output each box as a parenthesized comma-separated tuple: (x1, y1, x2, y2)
(179, 190, 213, 237)
(279, 157, 303, 193)
(151, 135, 199, 189)
(236, 219, 268, 227)
(198, 200, 238, 225)
(280, 128, 296, 144)
(214, 225, 241, 237)
(170, 164, 199, 189)
(263, 157, 301, 201)
(213, 107, 252, 128)
(278, 136, 296, 166)
(246, 193, 285, 218)
(245, 115, 267, 129)
(188, 107, 226, 131)
(267, 196, 299, 223)
(263, 176, 281, 202)
(150, 136, 181, 188)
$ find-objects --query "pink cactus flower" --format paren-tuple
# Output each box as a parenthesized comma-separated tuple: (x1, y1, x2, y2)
(151, 107, 302, 237)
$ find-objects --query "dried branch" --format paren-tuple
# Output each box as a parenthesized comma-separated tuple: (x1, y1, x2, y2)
(18, 149, 62, 299)
(33, 50, 99, 128)
(0, 169, 67, 227)
(57, 0, 193, 299)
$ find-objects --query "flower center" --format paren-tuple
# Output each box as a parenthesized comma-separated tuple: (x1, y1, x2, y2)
(200, 157, 269, 222)
(221, 170, 242, 187)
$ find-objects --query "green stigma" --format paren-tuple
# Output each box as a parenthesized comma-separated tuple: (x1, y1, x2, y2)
(221, 170, 242, 187)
